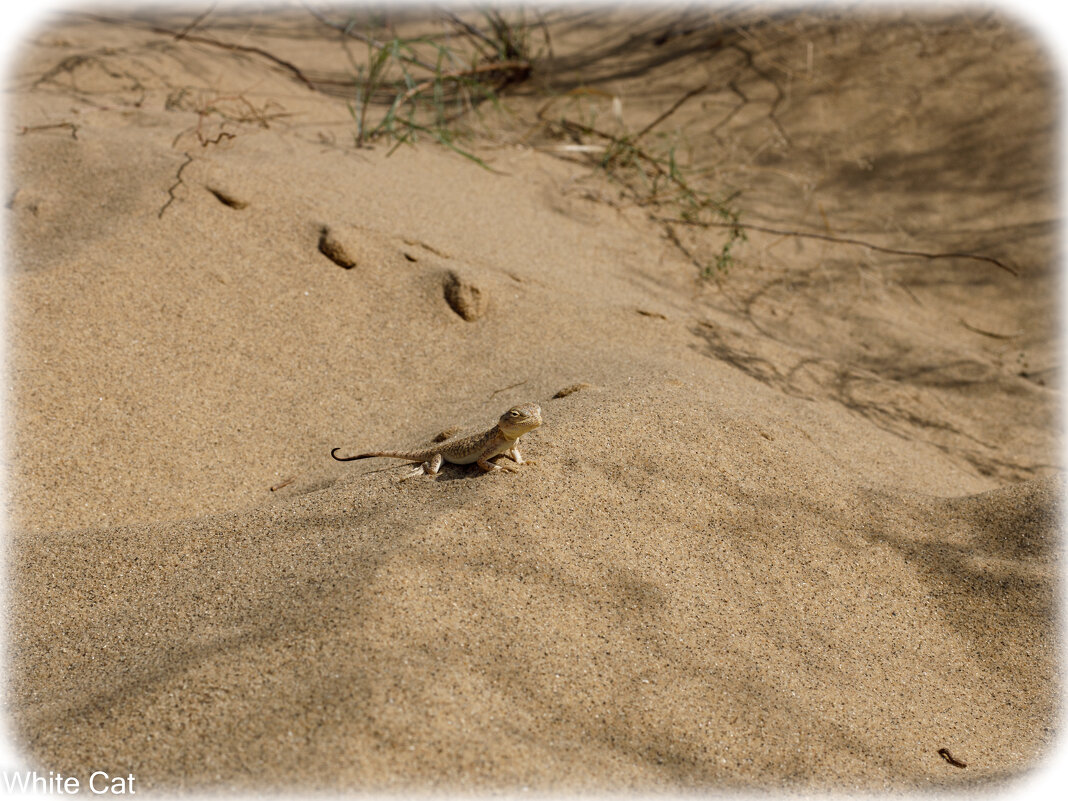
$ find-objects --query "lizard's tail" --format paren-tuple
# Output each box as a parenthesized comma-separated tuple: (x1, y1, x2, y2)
(330, 448, 377, 462)
(331, 449, 424, 463)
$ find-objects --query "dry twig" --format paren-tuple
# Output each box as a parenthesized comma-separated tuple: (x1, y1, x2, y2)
(17, 122, 79, 139)
(77, 12, 317, 90)
(658, 215, 1019, 276)
(158, 153, 194, 219)
(395, 60, 532, 107)
(633, 83, 708, 143)
(270, 476, 296, 492)
(303, 3, 439, 72)
(174, 4, 216, 40)
(489, 381, 527, 399)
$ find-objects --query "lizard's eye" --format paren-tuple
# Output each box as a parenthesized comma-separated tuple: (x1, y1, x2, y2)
(509, 410, 520, 417)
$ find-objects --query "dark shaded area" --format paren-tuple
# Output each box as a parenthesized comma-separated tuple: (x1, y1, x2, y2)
(691, 317, 1052, 483)
(862, 477, 1061, 698)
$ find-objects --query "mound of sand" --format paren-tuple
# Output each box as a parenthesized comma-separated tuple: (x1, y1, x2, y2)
(4, 6, 1061, 794)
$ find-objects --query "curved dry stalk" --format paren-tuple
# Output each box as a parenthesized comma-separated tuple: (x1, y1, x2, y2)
(657, 216, 1019, 276)
(303, 3, 440, 72)
(394, 60, 532, 107)
(632, 83, 709, 144)
(75, 12, 317, 90)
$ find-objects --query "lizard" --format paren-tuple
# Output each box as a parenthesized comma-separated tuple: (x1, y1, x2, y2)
(331, 402, 542, 478)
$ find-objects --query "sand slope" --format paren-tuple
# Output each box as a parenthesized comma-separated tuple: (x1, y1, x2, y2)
(8, 384, 1062, 792)
(4, 7, 1061, 794)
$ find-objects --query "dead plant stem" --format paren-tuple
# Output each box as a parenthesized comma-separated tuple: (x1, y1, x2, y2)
(658, 216, 1019, 276)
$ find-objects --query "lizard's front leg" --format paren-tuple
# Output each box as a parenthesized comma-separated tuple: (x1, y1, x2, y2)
(477, 453, 519, 473)
(505, 444, 535, 466)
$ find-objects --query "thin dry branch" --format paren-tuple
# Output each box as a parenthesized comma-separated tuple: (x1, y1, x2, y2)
(174, 4, 216, 40)
(489, 380, 527, 399)
(658, 216, 1019, 276)
(726, 41, 791, 146)
(632, 83, 708, 144)
(270, 476, 296, 492)
(395, 60, 532, 107)
(158, 153, 194, 218)
(440, 8, 500, 59)
(18, 121, 79, 139)
(303, 3, 439, 72)
(77, 13, 317, 91)
(710, 80, 750, 135)
(542, 116, 669, 178)
(958, 318, 1022, 339)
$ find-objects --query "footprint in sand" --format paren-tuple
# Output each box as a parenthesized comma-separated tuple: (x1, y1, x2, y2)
(317, 225, 357, 270)
(206, 186, 248, 210)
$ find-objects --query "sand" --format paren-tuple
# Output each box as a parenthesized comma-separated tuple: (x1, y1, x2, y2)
(2, 5, 1062, 795)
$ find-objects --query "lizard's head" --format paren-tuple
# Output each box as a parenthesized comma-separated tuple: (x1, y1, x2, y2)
(499, 403, 542, 439)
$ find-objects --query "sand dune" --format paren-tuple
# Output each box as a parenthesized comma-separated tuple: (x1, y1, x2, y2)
(4, 6, 1061, 794)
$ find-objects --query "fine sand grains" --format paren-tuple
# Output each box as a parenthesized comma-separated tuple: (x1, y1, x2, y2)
(4, 7, 1061, 795)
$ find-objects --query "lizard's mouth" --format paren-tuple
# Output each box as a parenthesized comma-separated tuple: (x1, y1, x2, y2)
(499, 403, 542, 437)
(502, 417, 541, 437)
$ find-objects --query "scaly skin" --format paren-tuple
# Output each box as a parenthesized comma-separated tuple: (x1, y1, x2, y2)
(331, 403, 542, 477)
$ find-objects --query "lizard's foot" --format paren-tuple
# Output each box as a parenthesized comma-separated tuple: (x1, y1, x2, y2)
(503, 450, 534, 468)
(399, 466, 426, 482)
(478, 457, 519, 473)
(400, 455, 443, 481)
(400, 462, 441, 482)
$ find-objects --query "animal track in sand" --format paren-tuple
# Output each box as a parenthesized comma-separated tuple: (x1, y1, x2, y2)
(553, 383, 593, 398)
(443, 268, 489, 321)
(317, 226, 357, 269)
(207, 186, 248, 209)
(402, 237, 450, 259)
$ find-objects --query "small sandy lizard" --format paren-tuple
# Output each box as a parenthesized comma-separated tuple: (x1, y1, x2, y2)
(331, 403, 542, 478)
